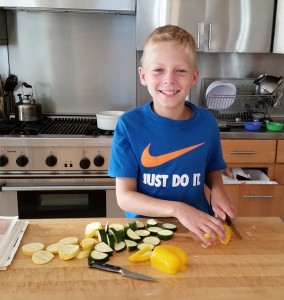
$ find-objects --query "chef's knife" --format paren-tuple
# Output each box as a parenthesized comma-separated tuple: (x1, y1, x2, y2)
(226, 214, 243, 239)
(88, 260, 156, 281)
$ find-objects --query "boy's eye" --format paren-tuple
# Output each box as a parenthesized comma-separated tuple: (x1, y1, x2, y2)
(153, 68, 163, 73)
(176, 69, 187, 73)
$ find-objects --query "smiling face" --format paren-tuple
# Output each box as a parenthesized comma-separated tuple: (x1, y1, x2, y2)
(139, 41, 198, 119)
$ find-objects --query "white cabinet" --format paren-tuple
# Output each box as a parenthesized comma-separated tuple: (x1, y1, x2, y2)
(136, 0, 275, 53)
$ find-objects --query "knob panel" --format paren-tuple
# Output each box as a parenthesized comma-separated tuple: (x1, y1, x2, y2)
(16, 155, 29, 167)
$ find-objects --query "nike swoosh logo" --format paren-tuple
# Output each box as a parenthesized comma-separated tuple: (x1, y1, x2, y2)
(141, 142, 205, 168)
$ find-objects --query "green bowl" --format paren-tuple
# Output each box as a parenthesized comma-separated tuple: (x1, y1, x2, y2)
(266, 122, 284, 132)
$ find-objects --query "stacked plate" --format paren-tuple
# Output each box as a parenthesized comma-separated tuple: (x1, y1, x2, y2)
(206, 80, 237, 110)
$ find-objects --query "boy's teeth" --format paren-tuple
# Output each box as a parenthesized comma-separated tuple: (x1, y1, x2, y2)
(161, 90, 177, 94)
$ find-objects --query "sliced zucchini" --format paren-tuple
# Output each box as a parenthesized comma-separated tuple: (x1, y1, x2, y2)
(94, 242, 114, 256)
(143, 236, 160, 246)
(162, 223, 177, 232)
(148, 226, 162, 235)
(97, 229, 108, 244)
(89, 250, 109, 263)
(109, 227, 125, 243)
(126, 228, 142, 242)
(128, 221, 137, 231)
(137, 242, 155, 251)
(147, 218, 158, 227)
(114, 241, 126, 253)
(107, 234, 115, 250)
(158, 229, 174, 240)
(109, 223, 124, 231)
(134, 229, 151, 237)
(136, 220, 145, 229)
(58, 237, 79, 245)
(124, 239, 138, 252)
(104, 220, 110, 233)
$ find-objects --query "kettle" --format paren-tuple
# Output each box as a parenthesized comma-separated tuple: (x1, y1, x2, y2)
(253, 74, 283, 95)
(15, 82, 42, 122)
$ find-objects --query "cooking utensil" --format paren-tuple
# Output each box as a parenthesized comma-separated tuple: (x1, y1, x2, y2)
(15, 82, 42, 122)
(226, 214, 243, 239)
(88, 260, 156, 281)
(3, 74, 18, 115)
(266, 121, 284, 132)
(96, 111, 124, 130)
(253, 74, 283, 95)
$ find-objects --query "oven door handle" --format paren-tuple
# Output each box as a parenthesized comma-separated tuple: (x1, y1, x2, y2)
(0, 183, 116, 192)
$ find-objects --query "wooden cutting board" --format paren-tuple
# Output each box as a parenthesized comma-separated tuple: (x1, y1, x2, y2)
(0, 217, 284, 300)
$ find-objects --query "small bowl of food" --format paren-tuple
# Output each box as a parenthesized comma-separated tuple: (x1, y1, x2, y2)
(266, 122, 284, 132)
(244, 121, 262, 131)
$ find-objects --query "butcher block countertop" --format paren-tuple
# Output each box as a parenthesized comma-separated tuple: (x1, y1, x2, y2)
(1, 217, 284, 300)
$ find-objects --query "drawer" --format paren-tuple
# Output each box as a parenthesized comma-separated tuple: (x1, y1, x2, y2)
(238, 185, 278, 216)
(221, 139, 276, 163)
(276, 140, 284, 163)
(275, 164, 284, 184)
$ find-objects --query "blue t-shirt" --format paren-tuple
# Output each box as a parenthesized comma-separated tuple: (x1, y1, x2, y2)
(108, 101, 226, 218)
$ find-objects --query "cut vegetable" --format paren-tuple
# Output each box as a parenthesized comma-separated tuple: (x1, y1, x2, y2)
(128, 221, 137, 231)
(85, 222, 103, 238)
(124, 239, 138, 252)
(58, 237, 79, 245)
(158, 229, 174, 241)
(109, 223, 124, 231)
(58, 244, 80, 260)
(109, 227, 125, 243)
(126, 228, 142, 242)
(46, 243, 62, 254)
(97, 229, 108, 244)
(128, 245, 151, 262)
(136, 220, 145, 229)
(114, 241, 126, 253)
(76, 250, 91, 259)
(104, 220, 110, 233)
(143, 236, 160, 246)
(89, 250, 109, 263)
(137, 242, 155, 251)
(162, 223, 177, 232)
(32, 250, 54, 265)
(147, 218, 158, 227)
(80, 237, 97, 251)
(147, 226, 162, 235)
(94, 242, 114, 256)
(134, 229, 151, 237)
(22, 242, 45, 256)
(107, 234, 115, 249)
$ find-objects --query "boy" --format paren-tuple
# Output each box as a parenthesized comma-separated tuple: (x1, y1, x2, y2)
(108, 25, 235, 245)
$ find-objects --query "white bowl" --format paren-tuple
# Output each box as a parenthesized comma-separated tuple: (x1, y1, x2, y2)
(96, 111, 124, 130)
(206, 81, 237, 110)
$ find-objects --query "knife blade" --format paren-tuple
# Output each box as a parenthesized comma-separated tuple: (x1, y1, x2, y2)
(226, 214, 243, 239)
(88, 260, 156, 281)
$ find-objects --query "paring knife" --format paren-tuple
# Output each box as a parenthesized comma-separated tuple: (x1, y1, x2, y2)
(226, 214, 243, 239)
(88, 260, 157, 281)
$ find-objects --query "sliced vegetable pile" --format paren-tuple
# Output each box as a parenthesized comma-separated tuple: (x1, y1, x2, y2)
(21, 218, 180, 271)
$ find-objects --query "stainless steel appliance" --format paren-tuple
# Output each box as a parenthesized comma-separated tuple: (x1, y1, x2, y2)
(0, 115, 124, 218)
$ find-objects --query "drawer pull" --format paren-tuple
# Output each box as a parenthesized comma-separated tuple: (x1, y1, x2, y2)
(230, 151, 256, 154)
(243, 195, 273, 199)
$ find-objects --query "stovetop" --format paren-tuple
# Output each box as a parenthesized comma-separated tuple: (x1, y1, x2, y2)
(0, 115, 114, 137)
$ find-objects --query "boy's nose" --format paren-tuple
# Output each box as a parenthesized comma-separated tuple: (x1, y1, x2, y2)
(163, 72, 176, 84)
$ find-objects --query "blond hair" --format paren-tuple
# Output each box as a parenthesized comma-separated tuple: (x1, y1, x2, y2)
(140, 25, 197, 67)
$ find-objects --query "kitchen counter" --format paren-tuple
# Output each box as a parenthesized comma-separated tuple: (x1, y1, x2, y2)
(1, 217, 284, 300)
(220, 127, 284, 139)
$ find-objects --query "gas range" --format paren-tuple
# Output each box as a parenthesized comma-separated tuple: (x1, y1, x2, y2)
(0, 115, 113, 174)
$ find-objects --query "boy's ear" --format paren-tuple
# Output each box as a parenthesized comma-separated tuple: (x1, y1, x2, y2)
(138, 67, 147, 86)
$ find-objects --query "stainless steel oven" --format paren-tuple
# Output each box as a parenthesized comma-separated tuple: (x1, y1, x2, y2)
(0, 115, 125, 218)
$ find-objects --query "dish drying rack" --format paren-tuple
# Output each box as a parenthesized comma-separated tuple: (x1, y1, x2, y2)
(203, 78, 283, 126)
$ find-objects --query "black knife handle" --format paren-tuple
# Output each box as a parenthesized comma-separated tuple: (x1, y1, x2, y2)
(89, 261, 121, 274)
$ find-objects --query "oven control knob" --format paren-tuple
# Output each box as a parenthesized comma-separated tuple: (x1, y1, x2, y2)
(46, 155, 57, 167)
(0, 155, 8, 167)
(80, 157, 91, 169)
(94, 154, 105, 167)
(16, 155, 29, 167)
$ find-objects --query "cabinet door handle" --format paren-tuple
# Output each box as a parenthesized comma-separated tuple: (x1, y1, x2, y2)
(197, 23, 201, 49)
(208, 23, 212, 51)
(243, 195, 273, 199)
(229, 151, 256, 155)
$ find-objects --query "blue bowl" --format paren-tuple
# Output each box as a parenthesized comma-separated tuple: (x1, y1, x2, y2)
(244, 122, 262, 131)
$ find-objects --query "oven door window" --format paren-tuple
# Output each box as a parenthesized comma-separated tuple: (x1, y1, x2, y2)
(17, 190, 106, 219)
